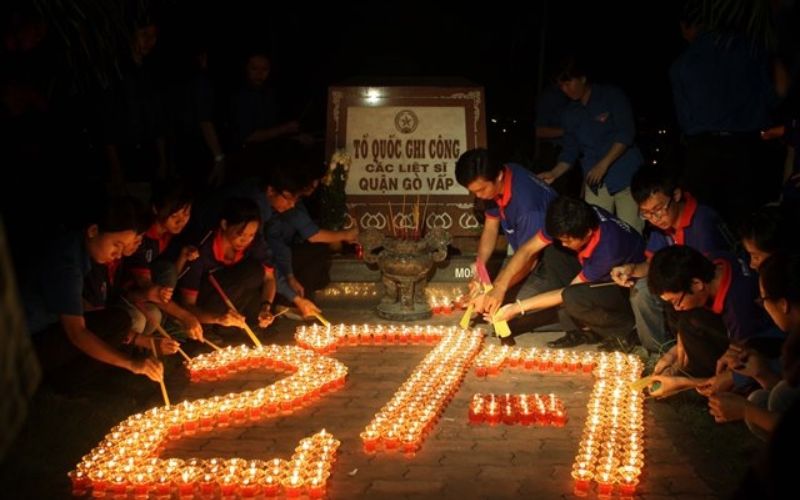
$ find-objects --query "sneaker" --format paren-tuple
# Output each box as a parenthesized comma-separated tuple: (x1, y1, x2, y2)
(597, 336, 636, 353)
(547, 330, 593, 348)
(499, 336, 517, 347)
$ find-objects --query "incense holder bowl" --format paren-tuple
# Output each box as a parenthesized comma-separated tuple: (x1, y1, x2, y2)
(359, 229, 450, 320)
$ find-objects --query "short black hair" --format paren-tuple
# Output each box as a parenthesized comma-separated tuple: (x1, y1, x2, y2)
(151, 179, 193, 222)
(545, 196, 599, 239)
(220, 197, 261, 227)
(93, 196, 148, 234)
(760, 252, 800, 307)
(630, 166, 680, 205)
(554, 55, 588, 83)
(455, 148, 502, 188)
(738, 206, 794, 255)
(259, 140, 318, 195)
(648, 245, 716, 296)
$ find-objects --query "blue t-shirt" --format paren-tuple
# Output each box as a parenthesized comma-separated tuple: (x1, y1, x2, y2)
(266, 201, 321, 277)
(577, 207, 646, 283)
(670, 32, 773, 135)
(22, 231, 92, 334)
(484, 163, 556, 251)
(125, 224, 175, 281)
(707, 252, 772, 342)
(645, 193, 730, 257)
(177, 229, 273, 299)
(559, 84, 644, 194)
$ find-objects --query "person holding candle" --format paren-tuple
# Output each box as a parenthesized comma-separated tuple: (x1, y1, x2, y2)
(490, 196, 646, 351)
(647, 245, 781, 395)
(703, 253, 800, 438)
(22, 196, 165, 383)
(455, 148, 581, 345)
(177, 197, 277, 333)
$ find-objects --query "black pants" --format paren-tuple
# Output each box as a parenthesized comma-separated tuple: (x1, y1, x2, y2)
(558, 282, 635, 341)
(507, 245, 582, 335)
(674, 308, 730, 378)
(197, 258, 264, 322)
(32, 306, 132, 377)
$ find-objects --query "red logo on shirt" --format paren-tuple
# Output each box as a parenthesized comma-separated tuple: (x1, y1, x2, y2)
(595, 112, 609, 123)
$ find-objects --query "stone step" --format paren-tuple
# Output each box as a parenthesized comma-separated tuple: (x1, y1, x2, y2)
(329, 254, 506, 283)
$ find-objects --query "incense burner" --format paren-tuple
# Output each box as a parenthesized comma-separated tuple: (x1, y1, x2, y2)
(359, 228, 450, 320)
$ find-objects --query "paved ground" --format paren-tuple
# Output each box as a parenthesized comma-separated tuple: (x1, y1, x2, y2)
(0, 306, 761, 499)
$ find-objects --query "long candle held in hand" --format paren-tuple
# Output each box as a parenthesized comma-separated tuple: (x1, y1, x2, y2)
(149, 338, 171, 407)
(207, 273, 262, 347)
(121, 297, 191, 362)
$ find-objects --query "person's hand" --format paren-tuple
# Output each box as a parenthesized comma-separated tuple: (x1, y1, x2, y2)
(181, 245, 200, 262)
(708, 392, 747, 423)
(208, 156, 226, 187)
(646, 375, 685, 399)
(470, 292, 489, 314)
(790, 172, 800, 189)
(145, 285, 173, 304)
(130, 357, 164, 382)
(483, 303, 517, 323)
(696, 370, 734, 397)
(151, 336, 180, 356)
(218, 310, 247, 329)
(181, 314, 203, 341)
(611, 264, 636, 287)
(585, 163, 609, 188)
(258, 305, 275, 329)
(653, 348, 677, 375)
(537, 170, 559, 184)
(342, 227, 359, 244)
(482, 288, 506, 316)
(288, 275, 305, 298)
(294, 297, 321, 318)
(715, 344, 743, 374)
(760, 125, 785, 141)
(732, 349, 770, 379)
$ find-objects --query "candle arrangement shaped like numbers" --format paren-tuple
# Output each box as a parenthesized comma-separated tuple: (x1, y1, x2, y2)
(69, 345, 345, 499)
(296, 323, 483, 454)
(473, 346, 645, 496)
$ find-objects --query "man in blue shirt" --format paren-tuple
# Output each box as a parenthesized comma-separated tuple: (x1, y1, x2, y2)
(456, 149, 581, 344)
(610, 167, 732, 352)
(537, 57, 644, 233)
(492, 197, 646, 350)
(670, 4, 779, 224)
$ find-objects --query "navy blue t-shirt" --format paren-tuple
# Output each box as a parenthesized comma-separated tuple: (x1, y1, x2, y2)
(177, 229, 273, 300)
(577, 207, 646, 283)
(125, 224, 175, 281)
(266, 201, 321, 277)
(22, 231, 92, 334)
(707, 252, 772, 342)
(484, 164, 557, 251)
(646, 193, 730, 257)
(559, 84, 644, 194)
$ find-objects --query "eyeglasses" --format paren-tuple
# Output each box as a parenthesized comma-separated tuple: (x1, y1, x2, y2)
(754, 296, 773, 308)
(669, 291, 687, 309)
(639, 198, 673, 221)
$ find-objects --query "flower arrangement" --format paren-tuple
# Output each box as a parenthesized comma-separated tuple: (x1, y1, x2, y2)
(319, 149, 352, 230)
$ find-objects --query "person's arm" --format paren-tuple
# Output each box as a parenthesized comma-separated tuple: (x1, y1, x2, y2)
(307, 228, 359, 244)
(257, 268, 278, 328)
(179, 290, 245, 327)
(610, 261, 650, 287)
(200, 121, 224, 160)
(586, 142, 627, 186)
(245, 121, 300, 144)
(484, 232, 549, 314)
(535, 126, 564, 140)
(154, 300, 203, 341)
(476, 216, 501, 266)
(744, 400, 781, 433)
(60, 314, 162, 381)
